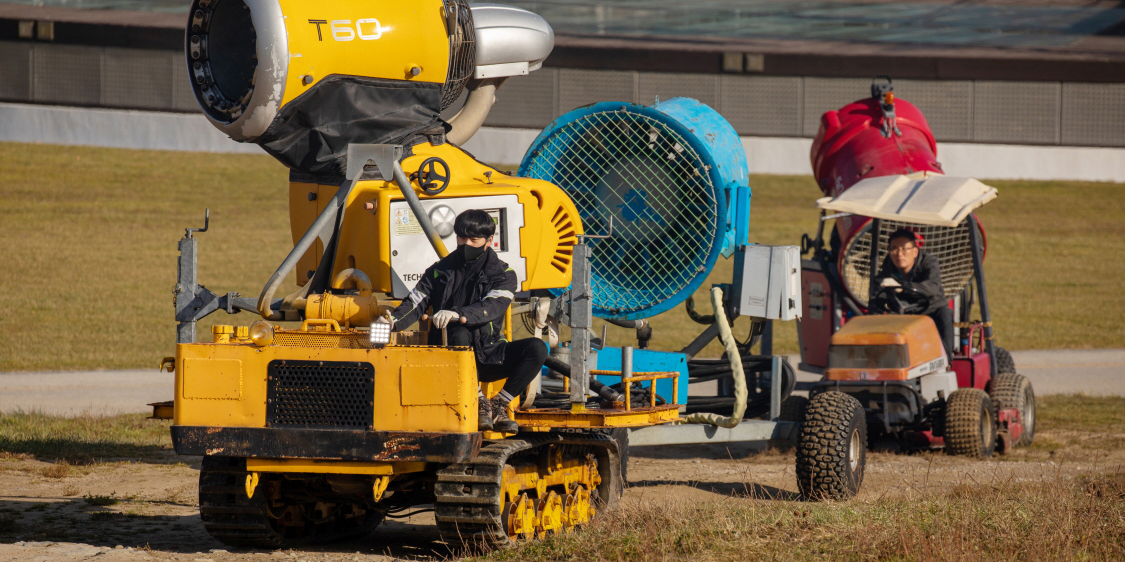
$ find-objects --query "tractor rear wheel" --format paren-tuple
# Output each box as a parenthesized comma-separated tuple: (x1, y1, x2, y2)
(995, 347, 1016, 375)
(944, 389, 997, 458)
(796, 391, 866, 500)
(990, 373, 1035, 447)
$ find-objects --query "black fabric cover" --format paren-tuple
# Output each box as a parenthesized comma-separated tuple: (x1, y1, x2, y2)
(257, 75, 445, 176)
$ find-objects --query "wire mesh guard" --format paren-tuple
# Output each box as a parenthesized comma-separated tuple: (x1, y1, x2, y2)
(441, 0, 476, 110)
(266, 360, 374, 430)
(841, 218, 979, 307)
(523, 110, 719, 318)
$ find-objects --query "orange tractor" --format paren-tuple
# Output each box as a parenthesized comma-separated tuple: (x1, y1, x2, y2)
(790, 79, 1035, 469)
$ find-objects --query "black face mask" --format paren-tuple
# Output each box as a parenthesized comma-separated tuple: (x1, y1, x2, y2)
(460, 243, 487, 261)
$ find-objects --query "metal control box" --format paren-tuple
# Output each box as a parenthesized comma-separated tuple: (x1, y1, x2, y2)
(387, 194, 526, 299)
(734, 244, 802, 321)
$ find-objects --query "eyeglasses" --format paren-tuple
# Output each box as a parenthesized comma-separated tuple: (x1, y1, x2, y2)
(889, 246, 917, 255)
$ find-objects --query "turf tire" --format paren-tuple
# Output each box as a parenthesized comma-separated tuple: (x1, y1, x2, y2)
(796, 391, 866, 501)
(994, 347, 1016, 375)
(989, 372, 1035, 447)
(944, 388, 997, 458)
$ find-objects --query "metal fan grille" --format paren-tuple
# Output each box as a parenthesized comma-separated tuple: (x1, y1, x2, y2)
(523, 110, 719, 317)
(841, 219, 977, 307)
(442, 0, 475, 110)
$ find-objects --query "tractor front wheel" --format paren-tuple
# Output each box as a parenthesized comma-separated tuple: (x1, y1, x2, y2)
(990, 373, 1035, 447)
(796, 391, 866, 500)
(944, 389, 997, 458)
(994, 347, 1016, 375)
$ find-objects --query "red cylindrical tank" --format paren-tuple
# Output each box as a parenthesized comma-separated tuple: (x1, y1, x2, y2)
(809, 92, 983, 308)
(811, 96, 942, 197)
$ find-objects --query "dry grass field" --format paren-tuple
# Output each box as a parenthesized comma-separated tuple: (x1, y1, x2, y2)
(0, 396, 1119, 561)
(0, 142, 1123, 371)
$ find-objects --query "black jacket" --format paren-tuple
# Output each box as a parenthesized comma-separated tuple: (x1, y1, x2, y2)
(390, 247, 517, 364)
(870, 250, 945, 315)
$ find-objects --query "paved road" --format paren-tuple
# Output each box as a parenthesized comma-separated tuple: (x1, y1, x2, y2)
(0, 350, 1122, 415)
(0, 370, 173, 416)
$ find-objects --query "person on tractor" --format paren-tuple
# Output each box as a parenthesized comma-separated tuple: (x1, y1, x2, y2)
(385, 209, 547, 433)
(870, 228, 954, 358)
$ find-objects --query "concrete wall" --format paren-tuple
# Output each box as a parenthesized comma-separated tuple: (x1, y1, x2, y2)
(3, 40, 1125, 150)
(3, 101, 1124, 182)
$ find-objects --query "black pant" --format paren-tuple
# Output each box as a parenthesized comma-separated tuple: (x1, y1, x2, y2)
(929, 307, 954, 359)
(447, 326, 547, 397)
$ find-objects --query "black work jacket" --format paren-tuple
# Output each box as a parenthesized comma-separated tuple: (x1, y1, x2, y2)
(390, 248, 517, 364)
(870, 250, 946, 315)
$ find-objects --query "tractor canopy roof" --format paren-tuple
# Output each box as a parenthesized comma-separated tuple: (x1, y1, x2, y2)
(816, 173, 997, 227)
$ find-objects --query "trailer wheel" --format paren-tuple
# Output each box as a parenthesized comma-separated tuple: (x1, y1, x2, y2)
(945, 389, 997, 458)
(796, 391, 866, 501)
(995, 347, 1016, 375)
(989, 373, 1035, 447)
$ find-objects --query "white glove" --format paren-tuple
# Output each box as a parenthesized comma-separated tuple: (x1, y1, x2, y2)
(880, 278, 901, 288)
(373, 315, 391, 325)
(431, 310, 460, 329)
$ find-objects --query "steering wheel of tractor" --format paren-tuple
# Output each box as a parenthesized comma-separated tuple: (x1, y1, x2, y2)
(872, 286, 905, 315)
(415, 157, 450, 195)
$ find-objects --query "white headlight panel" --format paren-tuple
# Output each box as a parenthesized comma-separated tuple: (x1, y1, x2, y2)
(369, 322, 392, 347)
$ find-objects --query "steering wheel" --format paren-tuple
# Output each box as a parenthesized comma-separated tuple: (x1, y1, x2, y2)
(871, 286, 906, 314)
(872, 286, 928, 315)
(416, 157, 450, 195)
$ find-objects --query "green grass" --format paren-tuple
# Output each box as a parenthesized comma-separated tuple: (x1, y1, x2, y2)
(0, 142, 1122, 370)
(0, 142, 291, 371)
(1036, 395, 1125, 433)
(0, 412, 172, 463)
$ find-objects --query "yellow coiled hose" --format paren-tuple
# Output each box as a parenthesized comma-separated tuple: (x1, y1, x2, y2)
(678, 287, 746, 428)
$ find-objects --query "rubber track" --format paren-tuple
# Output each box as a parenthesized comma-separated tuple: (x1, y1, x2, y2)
(198, 456, 381, 549)
(796, 391, 865, 501)
(990, 372, 1034, 446)
(198, 456, 283, 549)
(945, 388, 993, 458)
(434, 433, 619, 551)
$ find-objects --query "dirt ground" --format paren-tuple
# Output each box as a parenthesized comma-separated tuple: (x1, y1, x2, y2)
(0, 430, 1120, 562)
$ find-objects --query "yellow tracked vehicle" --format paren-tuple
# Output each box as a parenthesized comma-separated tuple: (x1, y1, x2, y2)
(165, 0, 681, 548)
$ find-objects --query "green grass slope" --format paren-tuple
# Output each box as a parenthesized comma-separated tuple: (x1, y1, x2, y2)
(0, 142, 1121, 371)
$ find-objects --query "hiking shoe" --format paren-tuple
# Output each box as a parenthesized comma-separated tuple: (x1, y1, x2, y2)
(490, 396, 519, 434)
(477, 397, 494, 431)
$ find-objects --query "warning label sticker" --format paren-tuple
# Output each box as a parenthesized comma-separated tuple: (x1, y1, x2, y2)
(393, 208, 422, 236)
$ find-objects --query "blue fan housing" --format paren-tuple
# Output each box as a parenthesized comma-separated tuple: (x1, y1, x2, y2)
(519, 97, 751, 320)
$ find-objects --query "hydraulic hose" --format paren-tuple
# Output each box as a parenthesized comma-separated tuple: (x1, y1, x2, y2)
(679, 287, 747, 428)
(543, 355, 625, 403)
(257, 178, 358, 320)
(446, 78, 506, 146)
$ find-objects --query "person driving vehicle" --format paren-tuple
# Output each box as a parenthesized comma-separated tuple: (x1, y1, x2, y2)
(870, 228, 954, 358)
(385, 209, 547, 433)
